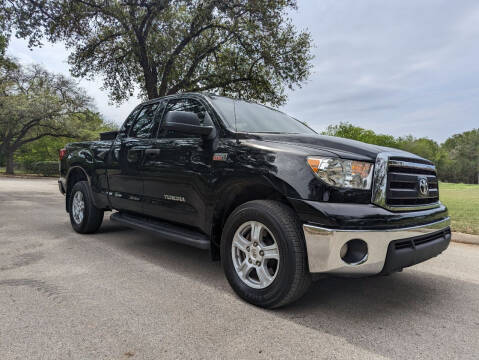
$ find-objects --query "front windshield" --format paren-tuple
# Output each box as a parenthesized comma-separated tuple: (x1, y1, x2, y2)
(210, 96, 316, 134)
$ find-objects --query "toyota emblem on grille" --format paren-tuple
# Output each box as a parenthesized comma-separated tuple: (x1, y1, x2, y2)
(418, 177, 429, 197)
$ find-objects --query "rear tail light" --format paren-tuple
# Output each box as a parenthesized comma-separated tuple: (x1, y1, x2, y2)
(59, 148, 67, 160)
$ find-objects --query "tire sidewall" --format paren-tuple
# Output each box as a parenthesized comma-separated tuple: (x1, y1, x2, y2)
(68, 182, 91, 233)
(221, 204, 299, 307)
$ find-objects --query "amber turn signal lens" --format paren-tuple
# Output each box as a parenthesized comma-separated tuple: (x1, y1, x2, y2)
(307, 158, 321, 173)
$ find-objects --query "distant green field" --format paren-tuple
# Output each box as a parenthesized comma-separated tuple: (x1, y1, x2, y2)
(439, 182, 479, 235)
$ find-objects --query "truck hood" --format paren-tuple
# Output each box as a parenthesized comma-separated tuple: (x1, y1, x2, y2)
(248, 133, 425, 162)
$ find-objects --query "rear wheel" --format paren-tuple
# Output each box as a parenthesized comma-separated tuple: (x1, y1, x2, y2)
(68, 181, 104, 234)
(221, 200, 311, 308)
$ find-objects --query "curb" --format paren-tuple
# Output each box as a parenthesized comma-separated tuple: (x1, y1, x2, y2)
(452, 232, 479, 246)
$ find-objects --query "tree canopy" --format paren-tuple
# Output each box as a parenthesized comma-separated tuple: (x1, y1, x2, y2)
(0, 0, 13, 68)
(0, 59, 103, 174)
(13, 111, 117, 171)
(442, 129, 479, 184)
(5, 0, 313, 106)
(323, 123, 397, 148)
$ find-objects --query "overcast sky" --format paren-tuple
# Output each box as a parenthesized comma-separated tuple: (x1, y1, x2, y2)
(8, 0, 479, 142)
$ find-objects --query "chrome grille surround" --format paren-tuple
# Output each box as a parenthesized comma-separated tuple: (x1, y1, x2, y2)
(371, 152, 441, 212)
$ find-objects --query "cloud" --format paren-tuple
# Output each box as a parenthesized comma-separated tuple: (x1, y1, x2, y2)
(282, 0, 479, 142)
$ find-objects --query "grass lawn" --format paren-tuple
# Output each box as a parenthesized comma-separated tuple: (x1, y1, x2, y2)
(440, 182, 479, 235)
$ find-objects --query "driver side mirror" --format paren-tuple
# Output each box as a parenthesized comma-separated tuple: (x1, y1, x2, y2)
(163, 111, 215, 139)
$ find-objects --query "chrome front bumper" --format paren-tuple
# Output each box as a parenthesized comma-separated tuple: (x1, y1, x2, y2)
(303, 217, 451, 275)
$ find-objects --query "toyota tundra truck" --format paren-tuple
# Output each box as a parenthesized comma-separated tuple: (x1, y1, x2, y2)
(58, 93, 451, 308)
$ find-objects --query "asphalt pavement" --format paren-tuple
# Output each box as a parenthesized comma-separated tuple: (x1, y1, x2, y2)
(0, 177, 478, 359)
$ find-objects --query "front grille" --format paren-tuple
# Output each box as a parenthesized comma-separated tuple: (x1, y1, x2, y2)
(394, 228, 451, 250)
(386, 157, 439, 208)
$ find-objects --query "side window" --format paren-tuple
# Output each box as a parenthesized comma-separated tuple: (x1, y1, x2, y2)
(129, 102, 163, 139)
(119, 106, 142, 137)
(159, 98, 213, 138)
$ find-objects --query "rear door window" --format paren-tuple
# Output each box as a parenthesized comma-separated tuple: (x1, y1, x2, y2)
(129, 102, 164, 139)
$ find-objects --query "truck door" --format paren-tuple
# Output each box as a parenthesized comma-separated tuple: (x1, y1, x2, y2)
(107, 102, 162, 214)
(140, 97, 216, 233)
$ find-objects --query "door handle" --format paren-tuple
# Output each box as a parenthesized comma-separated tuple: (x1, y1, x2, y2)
(145, 148, 161, 157)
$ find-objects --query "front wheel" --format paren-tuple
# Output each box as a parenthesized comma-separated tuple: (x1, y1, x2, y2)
(221, 200, 311, 308)
(68, 181, 104, 234)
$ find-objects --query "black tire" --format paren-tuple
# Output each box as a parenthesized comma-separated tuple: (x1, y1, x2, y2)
(221, 200, 311, 308)
(68, 181, 104, 234)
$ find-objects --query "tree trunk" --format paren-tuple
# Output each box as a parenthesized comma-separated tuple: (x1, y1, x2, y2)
(142, 62, 159, 99)
(136, 40, 159, 99)
(5, 149, 14, 175)
(145, 74, 159, 99)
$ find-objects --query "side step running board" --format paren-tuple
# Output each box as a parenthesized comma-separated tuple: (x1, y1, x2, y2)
(110, 212, 210, 250)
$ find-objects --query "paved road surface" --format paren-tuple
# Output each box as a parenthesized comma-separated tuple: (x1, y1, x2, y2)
(0, 177, 478, 359)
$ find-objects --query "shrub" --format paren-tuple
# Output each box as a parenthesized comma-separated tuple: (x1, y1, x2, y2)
(31, 161, 59, 176)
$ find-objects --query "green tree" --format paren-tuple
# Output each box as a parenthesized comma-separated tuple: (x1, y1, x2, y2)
(0, 0, 15, 69)
(0, 60, 97, 174)
(0, 0, 7, 55)
(0, 33, 7, 64)
(0, 14, 7, 166)
(6, 0, 313, 106)
(322, 122, 398, 148)
(442, 129, 479, 184)
(14, 111, 117, 169)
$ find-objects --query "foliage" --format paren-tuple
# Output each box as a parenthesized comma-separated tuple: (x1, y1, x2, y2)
(441, 129, 479, 184)
(30, 161, 59, 176)
(323, 122, 479, 184)
(0, 33, 7, 65)
(5, 0, 313, 106)
(0, 1, 15, 70)
(15, 137, 65, 170)
(0, 0, 8, 59)
(14, 114, 117, 170)
(323, 123, 397, 148)
(0, 58, 106, 174)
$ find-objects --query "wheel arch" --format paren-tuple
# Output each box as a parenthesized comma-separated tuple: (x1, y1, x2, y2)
(65, 166, 91, 212)
(210, 177, 296, 260)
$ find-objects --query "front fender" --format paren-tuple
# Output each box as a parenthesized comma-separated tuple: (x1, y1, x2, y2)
(237, 139, 372, 204)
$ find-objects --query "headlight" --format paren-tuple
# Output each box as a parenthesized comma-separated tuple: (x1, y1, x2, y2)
(307, 157, 374, 190)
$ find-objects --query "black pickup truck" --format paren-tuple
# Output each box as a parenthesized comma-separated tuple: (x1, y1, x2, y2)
(59, 92, 451, 308)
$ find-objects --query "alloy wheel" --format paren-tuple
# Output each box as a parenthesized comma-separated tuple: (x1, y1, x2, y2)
(72, 191, 85, 225)
(231, 221, 280, 289)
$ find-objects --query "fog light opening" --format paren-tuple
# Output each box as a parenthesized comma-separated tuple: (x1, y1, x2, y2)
(340, 239, 368, 265)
